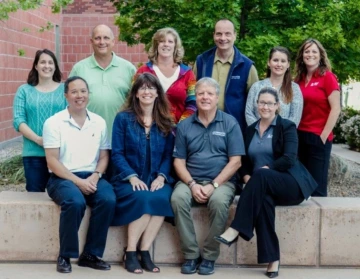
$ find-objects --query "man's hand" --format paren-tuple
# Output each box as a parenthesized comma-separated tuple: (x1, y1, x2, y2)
(191, 184, 208, 203)
(200, 184, 215, 199)
(129, 176, 148, 191)
(76, 178, 97, 195)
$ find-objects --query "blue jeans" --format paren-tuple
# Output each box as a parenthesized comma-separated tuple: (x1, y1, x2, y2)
(23, 156, 50, 192)
(46, 172, 116, 258)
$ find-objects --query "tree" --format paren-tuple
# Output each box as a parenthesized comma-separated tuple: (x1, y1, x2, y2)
(110, 0, 360, 83)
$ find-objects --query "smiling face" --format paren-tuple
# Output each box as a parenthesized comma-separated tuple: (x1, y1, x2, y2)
(268, 51, 290, 78)
(157, 33, 176, 60)
(35, 53, 55, 80)
(196, 83, 219, 114)
(65, 79, 89, 111)
(303, 43, 320, 70)
(213, 20, 236, 53)
(90, 25, 115, 58)
(257, 93, 279, 120)
(136, 83, 158, 107)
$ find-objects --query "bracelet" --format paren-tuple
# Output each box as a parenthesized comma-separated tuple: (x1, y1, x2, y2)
(187, 179, 195, 186)
(189, 181, 196, 189)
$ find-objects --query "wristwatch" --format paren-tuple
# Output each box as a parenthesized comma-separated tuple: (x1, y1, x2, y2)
(94, 171, 102, 179)
(211, 181, 219, 189)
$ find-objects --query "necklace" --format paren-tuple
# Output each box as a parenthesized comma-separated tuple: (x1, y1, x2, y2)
(146, 131, 150, 140)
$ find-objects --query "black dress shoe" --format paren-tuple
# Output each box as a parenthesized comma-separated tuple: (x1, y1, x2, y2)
(78, 252, 111, 270)
(57, 256, 72, 273)
(214, 235, 239, 247)
(266, 261, 280, 278)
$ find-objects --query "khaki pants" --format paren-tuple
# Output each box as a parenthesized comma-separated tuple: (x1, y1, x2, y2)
(171, 180, 236, 261)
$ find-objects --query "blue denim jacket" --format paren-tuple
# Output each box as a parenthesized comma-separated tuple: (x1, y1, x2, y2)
(111, 111, 175, 184)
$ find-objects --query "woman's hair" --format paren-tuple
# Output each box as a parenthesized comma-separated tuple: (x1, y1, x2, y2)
(123, 73, 173, 135)
(27, 49, 62, 86)
(64, 76, 89, 94)
(257, 87, 280, 114)
(267, 46, 293, 103)
(148, 27, 184, 64)
(295, 38, 332, 82)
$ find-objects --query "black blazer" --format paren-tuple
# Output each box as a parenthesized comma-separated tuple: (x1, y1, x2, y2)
(239, 115, 317, 199)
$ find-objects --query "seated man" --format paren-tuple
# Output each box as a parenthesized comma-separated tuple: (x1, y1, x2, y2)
(171, 77, 245, 275)
(43, 76, 116, 273)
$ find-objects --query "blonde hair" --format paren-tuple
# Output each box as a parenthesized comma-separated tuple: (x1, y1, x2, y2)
(148, 27, 184, 64)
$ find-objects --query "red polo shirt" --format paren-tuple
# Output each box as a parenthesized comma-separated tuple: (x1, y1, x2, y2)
(297, 70, 339, 141)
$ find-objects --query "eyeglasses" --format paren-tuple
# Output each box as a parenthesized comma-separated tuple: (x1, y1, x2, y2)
(257, 101, 277, 108)
(139, 86, 156, 92)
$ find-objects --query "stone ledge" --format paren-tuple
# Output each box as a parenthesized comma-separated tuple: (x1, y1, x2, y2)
(0, 192, 359, 267)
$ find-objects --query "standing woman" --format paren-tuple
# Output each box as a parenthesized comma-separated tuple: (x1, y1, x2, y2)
(246, 46, 303, 126)
(295, 39, 341, 197)
(135, 27, 196, 126)
(111, 73, 174, 274)
(13, 49, 67, 192)
(215, 87, 317, 278)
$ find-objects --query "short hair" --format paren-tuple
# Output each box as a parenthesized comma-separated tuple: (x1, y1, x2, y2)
(295, 38, 332, 82)
(91, 24, 114, 39)
(148, 27, 184, 64)
(64, 76, 89, 94)
(27, 49, 62, 86)
(214, 18, 236, 33)
(195, 77, 220, 96)
(257, 87, 280, 103)
(123, 73, 173, 135)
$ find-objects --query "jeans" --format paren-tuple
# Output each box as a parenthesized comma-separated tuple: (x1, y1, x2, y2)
(23, 156, 50, 192)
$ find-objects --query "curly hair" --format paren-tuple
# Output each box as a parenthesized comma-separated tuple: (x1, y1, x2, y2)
(123, 73, 173, 135)
(295, 38, 332, 82)
(148, 27, 184, 64)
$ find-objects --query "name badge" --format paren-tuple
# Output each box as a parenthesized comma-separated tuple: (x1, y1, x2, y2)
(231, 76, 240, 79)
(212, 131, 226, 137)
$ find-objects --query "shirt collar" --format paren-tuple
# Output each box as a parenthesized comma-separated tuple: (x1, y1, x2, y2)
(89, 52, 119, 69)
(192, 109, 223, 124)
(255, 115, 278, 130)
(61, 108, 91, 122)
(214, 49, 234, 65)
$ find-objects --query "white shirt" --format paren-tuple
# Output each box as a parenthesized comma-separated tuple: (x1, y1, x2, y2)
(153, 64, 180, 93)
(43, 108, 110, 173)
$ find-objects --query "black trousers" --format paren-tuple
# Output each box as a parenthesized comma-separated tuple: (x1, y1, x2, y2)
(230, 168, 304, 263)
(297, 130, 332, 197)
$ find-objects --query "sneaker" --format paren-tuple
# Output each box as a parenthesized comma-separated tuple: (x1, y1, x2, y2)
(198, 259, 215, 275)
(57, 256, 71, 273)
(181, 256, 201, 274)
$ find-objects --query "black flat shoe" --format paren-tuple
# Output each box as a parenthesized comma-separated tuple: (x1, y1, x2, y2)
(266, 261, 280, 278)
(78, 252, 111, 270)
(139, 250, 160, 273)
(123, 248, 143, 274)
(57, 256, 71, 273)
(214, 235, 239, 247)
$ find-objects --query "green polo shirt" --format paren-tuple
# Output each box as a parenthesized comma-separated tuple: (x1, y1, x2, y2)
(69, 52, 136, 145)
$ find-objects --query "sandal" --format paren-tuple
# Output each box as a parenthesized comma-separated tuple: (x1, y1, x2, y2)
(139, 250, 160, 273)
(123, 247, 143, 274)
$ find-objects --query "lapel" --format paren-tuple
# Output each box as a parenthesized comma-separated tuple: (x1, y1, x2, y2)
(272, 115, 282, 154)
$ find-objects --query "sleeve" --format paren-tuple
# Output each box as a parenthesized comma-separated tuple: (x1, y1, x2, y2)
(133, 65, 149, 84)
(227, 121, 246, 156)
(43, 117, 60, 149)
(245, 82, 259, 126)
(288, 83, 304, 127)
(324, 71, 340, 97)
(111, 113, 138, 180)
(172, 123, 187, 159)
(158, 133, 175, 182)
(268, 121, 298, 171)
(99, 119, 110, 150)
(13, 85, 27, 131)
(192, 62, 198, 79)
(246, 65, 259, 93)
(179, 70, 197, 122)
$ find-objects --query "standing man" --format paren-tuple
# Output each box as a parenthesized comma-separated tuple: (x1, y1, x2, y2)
(69, 24, 136, 142)
(171, 77, 245, 275)
(194, 19, 258, 133)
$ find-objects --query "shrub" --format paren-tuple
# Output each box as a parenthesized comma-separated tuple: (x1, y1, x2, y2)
(333, 107, 359, 143)
(341, 115, 360, 151)
(0, 155, 25, 185)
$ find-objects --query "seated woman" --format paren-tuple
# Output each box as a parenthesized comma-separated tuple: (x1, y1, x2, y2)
(215, 87, 317, 278)
(245, 46, 303, 127)
(111, 73, 174, 274)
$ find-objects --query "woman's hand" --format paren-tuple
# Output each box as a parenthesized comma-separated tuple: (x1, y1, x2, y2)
(320, 134, 327, 145)
(129, 176, 148, 191)
(34, 136, 43, 146)
(243, 175, 251, 184)
(150, 175, 165, 192)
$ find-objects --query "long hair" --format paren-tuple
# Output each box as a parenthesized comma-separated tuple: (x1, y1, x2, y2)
(27, 49, 62, 86)
(148, 27, 184, 64)
(123, 73, 173, 135)
(266, 46, 293, 104)
(295, 38, 332, 82)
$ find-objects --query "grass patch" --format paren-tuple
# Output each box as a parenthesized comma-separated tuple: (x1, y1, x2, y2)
(0, 155, 25, 185)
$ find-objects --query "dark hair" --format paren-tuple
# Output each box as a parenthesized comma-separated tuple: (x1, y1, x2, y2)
(295, 38, 332, 82)
(27, 49, 62, 86)
(267, 46, 293, 104)
(257, 87, 280, 103)
(64, 76, 89, 94)
(123, 73, 173, 135)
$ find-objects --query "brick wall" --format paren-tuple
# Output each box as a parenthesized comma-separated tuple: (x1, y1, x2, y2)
(0, 0, 62, 143)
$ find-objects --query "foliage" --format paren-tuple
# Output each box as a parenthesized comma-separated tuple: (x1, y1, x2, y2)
(0, 155, 25, 185)
(333, 107, 359, 143)
(341, 115, 360, 151)
(110, 0, 360, 83)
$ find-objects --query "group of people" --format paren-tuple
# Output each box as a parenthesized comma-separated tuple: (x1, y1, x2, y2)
(12, 18, 340, 277)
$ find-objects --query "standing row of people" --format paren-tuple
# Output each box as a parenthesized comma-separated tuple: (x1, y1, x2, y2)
(12, 19, 340, 277)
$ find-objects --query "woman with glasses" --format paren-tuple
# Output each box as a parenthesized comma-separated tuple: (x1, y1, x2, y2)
(13, 49, 67, 192)
(215, 87, 317, 278)
(111, 73, 174, 274)
(295, 38, 340, 197)
(135, 27, 196, 128)
(245, 46, 303, 127)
